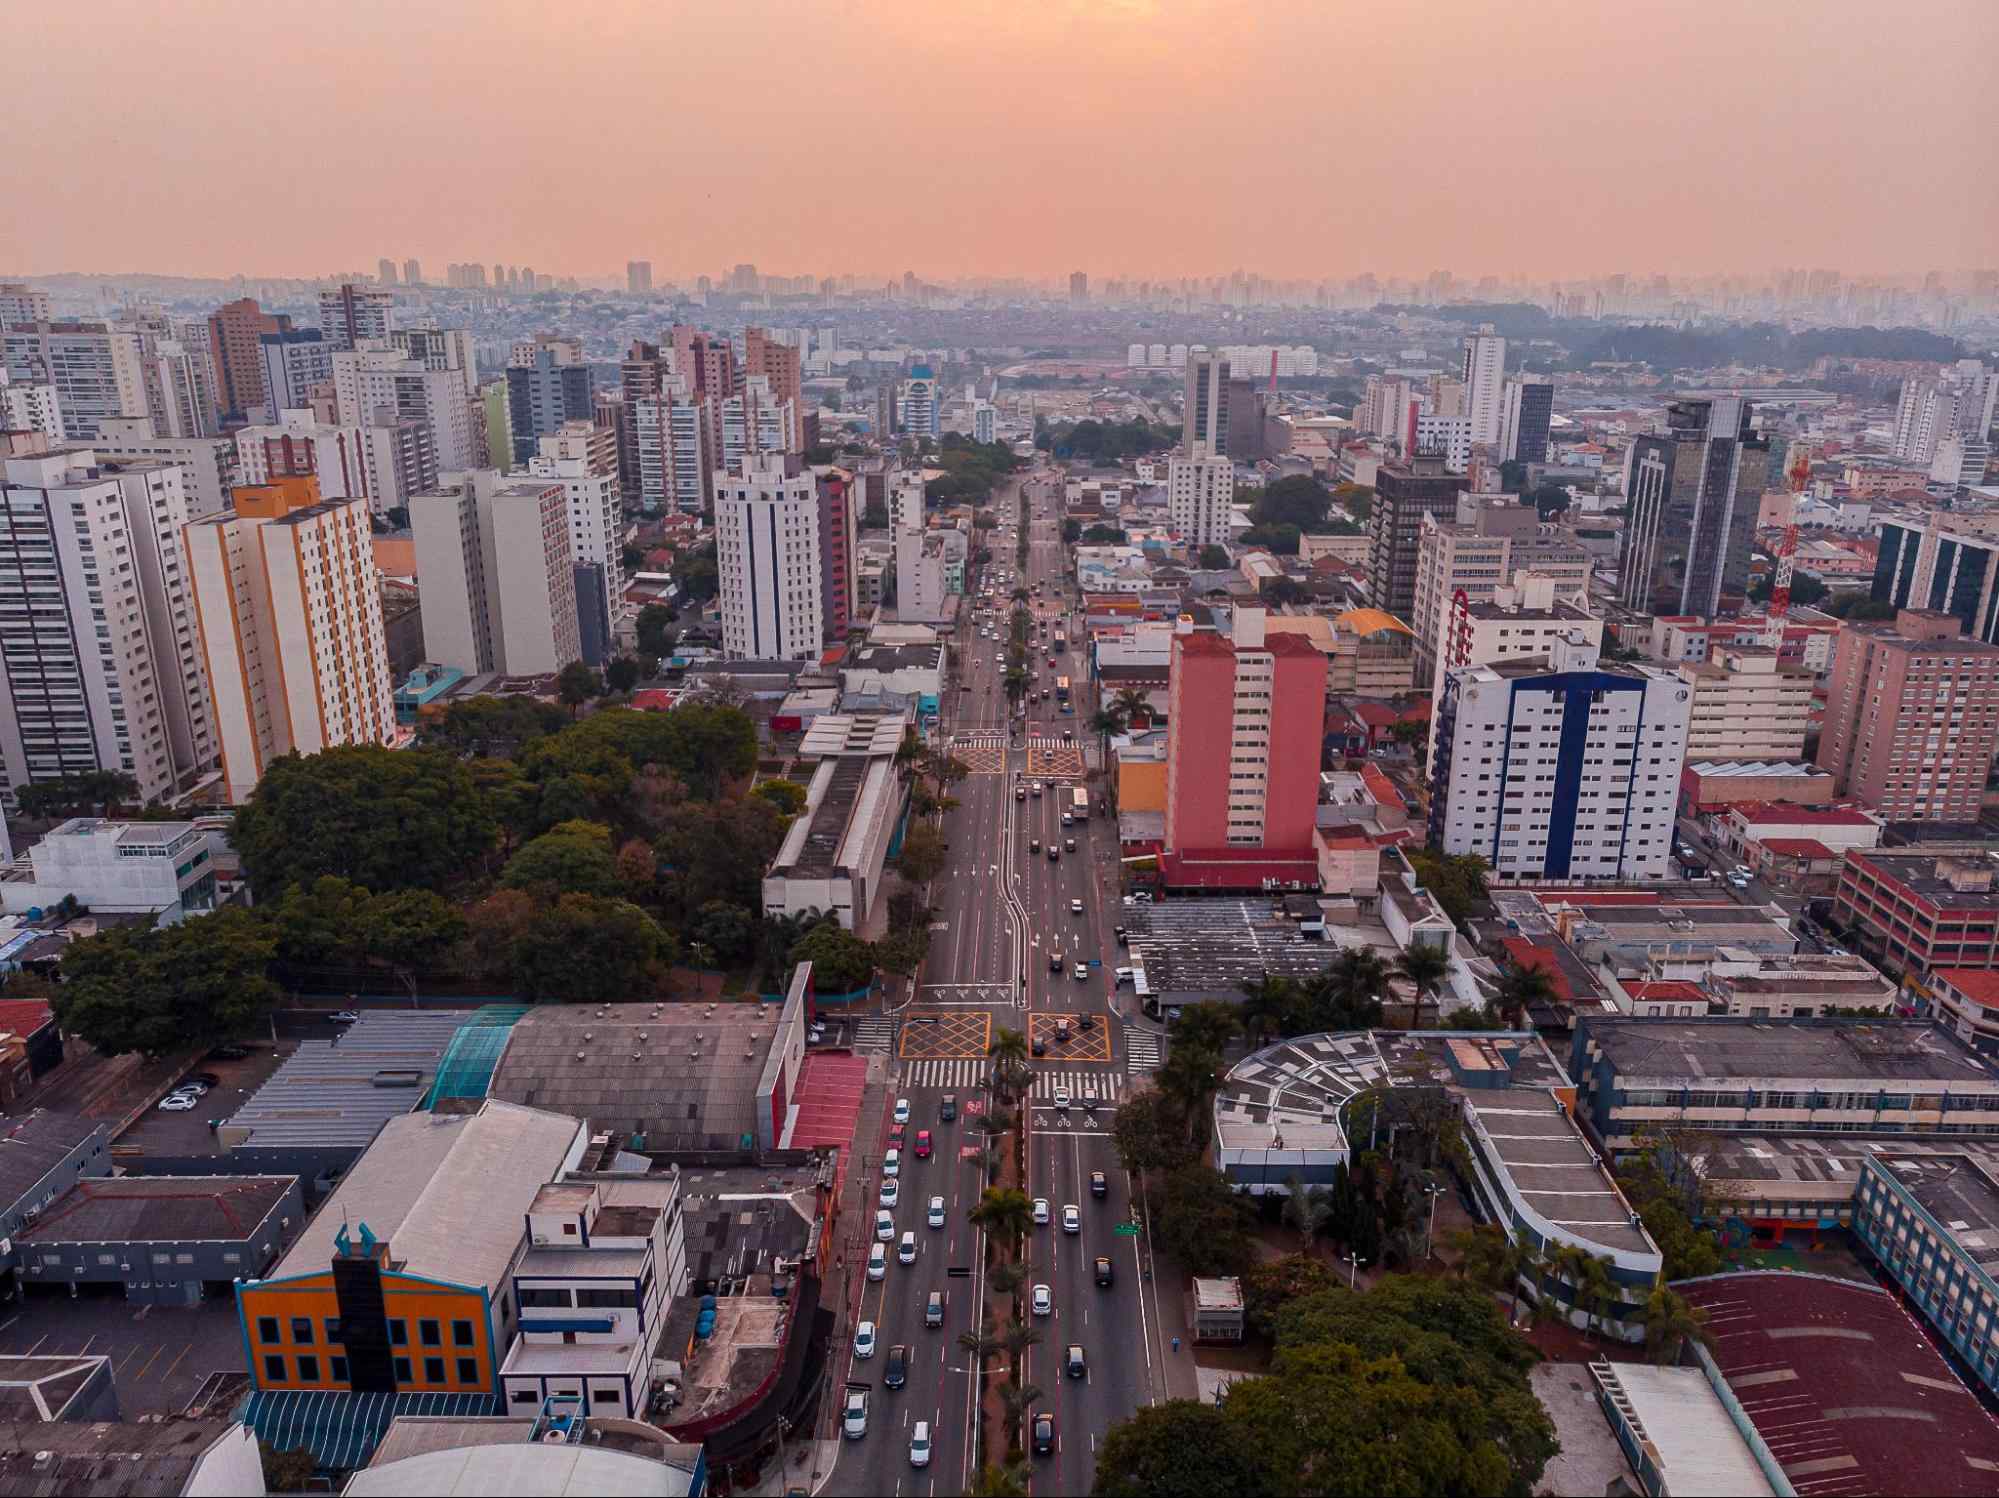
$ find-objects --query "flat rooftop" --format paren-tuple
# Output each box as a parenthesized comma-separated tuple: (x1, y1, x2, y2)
(1582, 1016, 1999, 1089)
(1681, 1271, 1999, 1497)
(1848, 851, 1999, 910)
(17, 1176, 293, 1245)
(1887, 1153, 1999, 1277)
(1593, 1362, 1775, 1496)
(0, 1418, 240, 1498)
(1125, 898, 1380, 997)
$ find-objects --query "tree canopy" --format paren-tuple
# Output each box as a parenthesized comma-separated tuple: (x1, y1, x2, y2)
(55, 907, 281, 1056)
(1251, 475, 1333, 531)
(1035, 417, 1177, 462)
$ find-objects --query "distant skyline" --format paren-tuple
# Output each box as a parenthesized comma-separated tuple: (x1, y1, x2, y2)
(2, 0, 1994, 284)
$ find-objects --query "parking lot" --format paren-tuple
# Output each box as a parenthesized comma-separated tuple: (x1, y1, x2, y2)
(0, 1291, 249, 1416)
(109, 1041, 294, 1163)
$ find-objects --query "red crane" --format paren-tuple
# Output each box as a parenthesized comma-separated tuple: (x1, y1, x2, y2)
(1765, 448, 1815, 620)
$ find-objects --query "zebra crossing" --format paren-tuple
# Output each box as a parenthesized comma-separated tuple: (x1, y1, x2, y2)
(1028, 1070, 1122, 1103)
(893, 1058, 1125, 1103)
(897, 1058, 989, 1090)
(1026, 734, 1078, 752)
(852, 1018, 897, 1050)
(1123, 1025, 1165, 1073)
(952, 733, 1008, 752)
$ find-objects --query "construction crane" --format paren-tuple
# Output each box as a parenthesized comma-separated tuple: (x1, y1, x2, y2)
(1765, 447, 1816, 620)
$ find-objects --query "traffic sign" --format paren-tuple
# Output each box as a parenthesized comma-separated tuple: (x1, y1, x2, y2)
(1113, 1223, 1140, 1237)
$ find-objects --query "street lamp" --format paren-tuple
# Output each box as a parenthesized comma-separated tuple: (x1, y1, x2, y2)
(1343, 1250, 1367, 1290)
(1422, 1181, 1446, 1261)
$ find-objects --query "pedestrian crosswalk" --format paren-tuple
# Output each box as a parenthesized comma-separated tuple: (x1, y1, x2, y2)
(898, 1058, 989, 1090)
(852, 1018, 896, 1050)
(1026, 734, 1079, 752)
(1123, 1025, 1164, 1073)
(1029, 1070, 1122, 1103)
(952, 733, 1007, 752)
(892, 1058, 1126, 1103)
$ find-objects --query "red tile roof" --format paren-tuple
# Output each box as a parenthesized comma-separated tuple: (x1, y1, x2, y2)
(0, 999, 53, 1037)
(1758, 837, 1837, 858)
(1936, 968, 1999, 1011)
(1160, 849, 1318, 890)
(1730, 800, 1878, 827)
(1625, 980, 1706, 1003)
(1359, 763, 1400, 806)
(1498, 938, 1574, 1002)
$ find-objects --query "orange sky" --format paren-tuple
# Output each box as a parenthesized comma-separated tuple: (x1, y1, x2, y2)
(3, 0, 1993, 283)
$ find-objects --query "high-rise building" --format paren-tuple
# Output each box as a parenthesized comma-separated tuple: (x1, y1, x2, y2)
(88, 416, 240, 518)
(3, 323, 152, 439)
(817, 472, 857, 641)
(258, 329, 334, 419)
(719, 376, 799, 472)
(505, 349, 592, 467)
(206, 298, 290, 423)
(377, 259, 399, 287)
(410, 470, 580, 676)
(232, 406, 434, 517)
(1679, 646, 1816, 762)
(1069, 271, 1089, 303)
(1168, 443, 1235, 550)
(972, 400, 997, 445)
(1183, 352, 1230, 454)
(316, 284, 395, 353)
(626, 261, 653, 295)
(1413, 412, 1472, 471)
(1893, 361, 1998, 465)
(528, 443, 625, 665)
(0, 448, 217, 808)
(0, 284, 53, 330)
(1411, 495, 1589, 684)
(331, 349, 478, 474)
(899, 365, 940, 440)
(186, 476, 394, 802)
(402, 259, 422, 287)
(635, 388, 713, 516)
(1815, 609, 1999, 822)
(1871, 518, 1999, 644)
(743, 327, 804, 416)
(1164, 609, 1327, 858)
(1429, 635, 1690, 884)
(1423, 575, 1601, 778)
(1460, 327, 1507, 446)
(715, 453, 823, 661)
(1676, 396, 1771, 619)
(1617, 434, 1674, 610)
(1367, 455, 1463, 621)
(0, 368, 64, 442)
(1497, 375, 1552, 464)
(390, 328, 479, 400)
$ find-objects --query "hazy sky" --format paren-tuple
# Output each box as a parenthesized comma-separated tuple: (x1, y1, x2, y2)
(4, 0, 1993, 283)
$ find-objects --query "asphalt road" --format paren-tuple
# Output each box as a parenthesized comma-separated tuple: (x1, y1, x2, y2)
(827, 469, 1167, 1495)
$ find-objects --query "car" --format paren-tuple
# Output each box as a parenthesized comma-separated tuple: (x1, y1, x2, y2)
(893, 1096, 911, 1125)
(914, 1129, 932, 1158)
(1090, 1170, 1107, 1198)
(1030, 782, 1042, 797)
(185, 1071, 221, 1087)
(928, 1195, 945, 1228)
(1029, 838, 1040, 854)
(1016, 785, 1026, 800)
(1114, 925, 1128, 945)
(1031, 1034, 1047, 1056)
(843, 1389, 869, 1440)
(1062, 1203, 1081, 1234)
(170, 1081, 209, 1098)
(157, 1094, 198, 1112)
(1049, 847, 1060, 862)
(940, 1094, 957, 1121)
(1064, 838, 1076, 853)
(1032, 1197, 1050, 1225)
(1066, 1343, 1087, 1379)
(1048, 950, 1063, 973)
(1061, 810, 1073, 826)
(331, 1010, 361, 1024)
(1095, 1255, 1114, 1286)
(1070, 898, 1084, 915)
(910, 1421, 932, 1468)
(925, 1290, 944, 1327)
(1073, 963, 1088, 980)
(1032, 1283, 1052, 1316)
(1114, 966, 1134, 987)
(868, 1243, 887, 1280)
(854, 1320, 876, 1359)
(876, 1210, 895, 1241)
(879, 1178, 899, 1209)
(1053, 1088, 1071, 1112)
(1033, 1412, 1056, 1456)
(885, 1344, 908, 1389)
(1062, 729, 1074, 741)
(898, 1230, 917, 1263)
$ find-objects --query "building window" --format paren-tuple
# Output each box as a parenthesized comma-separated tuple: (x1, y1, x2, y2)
(457, 1357, 479, 1384)
(290, 1317, 313, 1344)
(419, 1318, 442, 1347)
(389, 1320, 408, 1346)
(258, 1316, 279, 1344)
(330, 1356, 349, 1383)
(263, 1354, 286, 1382)
(324, 1318, 343, 1344)
(424, 1357, 447, 1383)
(296, 1355, 320, 1383)
(452, 1319, 475, 1347)
(394, 1357, 413, 1384)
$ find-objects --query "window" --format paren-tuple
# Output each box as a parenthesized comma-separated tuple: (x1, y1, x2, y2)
(393, 1357, 413, 1384)
(424, 1357, 447, 1383)
(389, 1320, 408, 1346)
(512, 1388, 539, 1405)
(419, 1318, 442, 1347)
(296, 1355, 320, 1383)
(457, 1357, 480, 1384)
(592, 1388, 620, 1404)
(264, 1354, 286, 1382)
(452, 1319, 475, 1347)
(330, 1356, 348, 1383)
(288, 1316, 314, 1344)
(258, 1316, 279, 1344)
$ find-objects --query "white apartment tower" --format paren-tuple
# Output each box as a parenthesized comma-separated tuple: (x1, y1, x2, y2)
(1429, 635, 1690, 884)
(716, 453, 824, 661)
(3, 324, 151, 440)
(0, 449, 217, 808)
(1168, 443, 1236, 549)
(1893, 361, 1998, 465)
(331, 348, 478, 472)
(635, 386, 713, 515)
(410, 470, 580, 676)
(89, 417, 239, 518)
(317, 285, 396, 351)
(184, 475, 396, 803)
(1460, 327, 1507, 446)
(1183, 351, 1230, 453)
(0, 369, 65, 442)
(528, 445, 626, 655)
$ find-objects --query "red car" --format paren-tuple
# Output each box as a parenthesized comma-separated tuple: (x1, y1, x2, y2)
(888, 1122, 906, 1147)
(914, 1129, 933, 1159)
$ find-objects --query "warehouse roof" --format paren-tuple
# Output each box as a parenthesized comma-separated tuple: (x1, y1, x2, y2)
(226, 1011, 466, 1152)
(1581, 1016, 1999, 1088)
(17, 1176, 293, 1245)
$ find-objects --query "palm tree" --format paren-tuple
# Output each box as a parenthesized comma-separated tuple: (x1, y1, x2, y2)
(1111, 686, 1153, 728)
(1641, 1285, 1715, 1365)
(990, 1259, 1030, 1318)
(1000, 1324, 1042, 1362)
(1492, 962, 1556, 1027)
(1575, 1253, 1617, 1343)
(958, 1319, 1003, 1365)
(1282, 1174, 1332, 1250)
(1237, 974, 1296, 1049)
(1168, 1000, 1239, 1057)
(968, 1186, 1034, 1251)
(1089, 707, 1124, 756)
(1510, 1227, 1547, 1325)
(1156, 1042, 1225, 1145)
(1393, 943, 1453, 1027)
(990, 1025, 1029, 1067)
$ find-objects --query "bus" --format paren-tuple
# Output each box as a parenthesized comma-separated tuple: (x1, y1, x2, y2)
(1055, 676, 1072, 709)
(1052, 630, 1067, 653)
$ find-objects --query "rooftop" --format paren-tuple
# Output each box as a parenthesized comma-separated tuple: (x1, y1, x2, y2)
(1582, 1016, 1999, 1089)
(1680, 1271, 1999, 1497)
(0, 1355, 110, 1423)
(1685, 760, 1829, 779)
(1848, 851, 1999, 910)
(1123, 898, 1380, 998)
(1729, 801, 1880, 828)
(224, 1010, 467, 1153)
(0, 1418, 240, 1498)
(1888, 1153, 1999, 1277)
(1590, 1363, 1775, 1496)
(486, 1000, 786, 1155)
(16, 1176, 293, 1245)
(0, 1112, 104, 1209)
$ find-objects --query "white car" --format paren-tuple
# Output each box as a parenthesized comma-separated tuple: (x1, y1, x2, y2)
(876, 1209, 895, 1241)
(1115, 966, 1135, 987)
(1032, 1283, 1053, 1316)
(893, 1097, 911, 1125)
(883, 1148, 900, 1177)
(1053, 1089, 1071, 1112)
(928, 1195, 946, 1229)
(1073, 963, 1088, 981)
(910, 1420, 932, 1469)
(843, 1389, 869, 1440)
(868, 1243, 887, 1280)
(1070, 899, 1084, 915)
(855, 1320, 876, 1359)
(1062, 1204, 1081, 1235)
(1032, 1197, 1050, 1225)
(898, 1230, 917, 1264)
(880, 1178, 899, 1209)
(157, 1094, 198, 1112)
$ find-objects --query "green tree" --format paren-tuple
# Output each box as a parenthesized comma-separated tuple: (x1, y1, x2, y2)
(1492, 961, 1557, 1026)
(557, 661, 602, 716)
(1393, 943, 1453, 1025)
(1196, 544, 1230, 569)
(270, 875, 374, 968)
(897, 821, 949, 886)
(1260, 575, 1312, 606)
(671, 541, 720, 602)
(55, 907, 281, 1056)
(749, 778, 807, 817)
(635, 603, 679, 658)
(260, 1442, 318, 1492)
(1641, 1285, 1715, 1365)
(361, 887, 467, 979)
(232, 747, 497, 899)
(1332, 483, 1373, 522)
(1250, 474, 1333, 531)
(1168, 1000, 1239, 1056)
(968, 1186, 1035, 1251)
(1061, 518, 1082, 543)
(1154, 1165, 1256, 1276)
(1402, 849, 1490, 926)
(620, 543, 644, 572)
(13, 769, 140, 821)
(511, 893, 670, 1002)
(502, 819, 624, 897)
(1237, 522, 1300, 555)
(1242, 1253, 1341, 1339)
(1156, 1040, 1227, 1143)
(686, 900, 757, 966)
(787, 917, 874, 993)
(1081, 524, 1127, 543)
(418, 696, 571, 757)
(1092, 1402, 1269, 1498)
(603, 655, 643, 694)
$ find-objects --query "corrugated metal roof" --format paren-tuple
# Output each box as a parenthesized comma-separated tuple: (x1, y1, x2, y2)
(229, 1012, 466, 1150)
(243, 1389, 499, 1472)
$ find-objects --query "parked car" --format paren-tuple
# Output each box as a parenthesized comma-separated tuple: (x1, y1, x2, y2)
(206, 1046, 249, 1061)
(157, 1094, 198, 1112)
(898, 1231, 917, 1264)
(883, 1148, 900, 1177)
(876, 1210, 895, 1241)
(868, 1243, 887, 1281)
(843, 1390, 869, 1440)
(879, 1178, 899, 1209)
(331, 1011, 361, 1024)
(893, 1097, 911, 1125)
(854, 1321, 876, 1359)
(1032, 1284, 1052, 1316)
